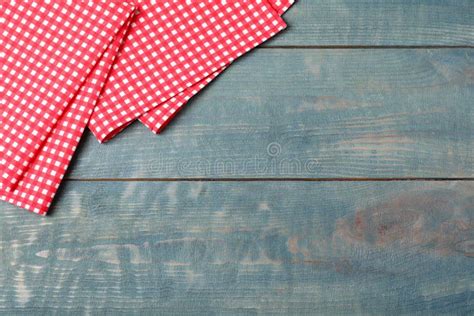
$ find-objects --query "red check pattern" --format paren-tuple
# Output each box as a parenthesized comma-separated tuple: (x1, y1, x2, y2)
(138, 0, 295, 134)
(0, 0, 136, 214)
(88, 0, 289, 142)
(0, 0, 296, 215)
(268, 0, 295, 15)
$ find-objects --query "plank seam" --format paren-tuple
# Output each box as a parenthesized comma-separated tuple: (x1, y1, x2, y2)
(261, 45, 474, 49)
(66, 178, 474, 182)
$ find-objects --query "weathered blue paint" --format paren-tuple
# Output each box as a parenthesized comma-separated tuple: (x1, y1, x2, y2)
(268, 0, 474, 46)
(0, 181, 473, 314)
(70, 49, 474, 179)
(1, 0, 473, 314)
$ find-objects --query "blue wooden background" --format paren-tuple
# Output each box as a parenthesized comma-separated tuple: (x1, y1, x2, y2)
(1, 1, 473, 314)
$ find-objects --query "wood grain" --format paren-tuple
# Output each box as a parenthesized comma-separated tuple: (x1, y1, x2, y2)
(1, 1, 473, 313)
(267, 0, 474, 46)
(68, 49, 474, 179)
(0, 181, 472, 314)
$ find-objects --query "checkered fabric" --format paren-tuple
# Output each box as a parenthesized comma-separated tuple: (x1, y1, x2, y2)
(138, 0, 296, 134)
(88, 0, 290, 142)
(0, 0, 136, 214)
(268, 0, 295, 15)
(0, 0, 296, 215)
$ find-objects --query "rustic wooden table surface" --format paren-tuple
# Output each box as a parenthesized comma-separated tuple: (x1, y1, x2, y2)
(1, 1, 473, 314)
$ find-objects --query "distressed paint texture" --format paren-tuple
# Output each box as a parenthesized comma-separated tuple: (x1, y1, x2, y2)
(1, 0, 473, 314)
(267, 0, 474, 46)
(0, 181, 473, 314)
(68, 49, 474, 179)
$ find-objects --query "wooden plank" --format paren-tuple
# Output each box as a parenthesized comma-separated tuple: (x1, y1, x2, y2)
(0, 181, 472, 314)
(267, 0, 474, 46)
(68, 49, 474, 179)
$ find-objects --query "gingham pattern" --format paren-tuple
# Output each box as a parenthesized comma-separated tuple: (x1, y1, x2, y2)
(267, 0, 295, 15)
(139, 69, 221, 133)
(0, 0, 136, 214)
(1, 0, 295, 214)
(88, 0, 288, 142)
(138, 0, 296, 134)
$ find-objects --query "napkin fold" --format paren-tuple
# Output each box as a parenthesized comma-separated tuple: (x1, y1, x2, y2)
(0, 0, 296, 214)
(0, 0, 136, 213)
(138, 0, 296, 134)
(88, 0, 290, 142)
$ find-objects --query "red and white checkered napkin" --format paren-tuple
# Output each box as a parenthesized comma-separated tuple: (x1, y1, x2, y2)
(0, 0, 295, 215)
(88, 0, 294, 142)
(137, 0, 295, 134)
(1, 0, 136, 214)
